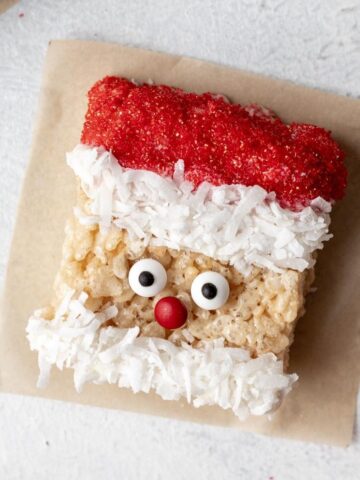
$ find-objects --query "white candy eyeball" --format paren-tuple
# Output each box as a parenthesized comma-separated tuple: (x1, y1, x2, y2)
(128, 258, 167, 297)
(191, 271, 230, 310)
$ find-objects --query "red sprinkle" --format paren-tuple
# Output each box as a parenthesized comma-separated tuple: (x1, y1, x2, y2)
(81, 76, 347, 210)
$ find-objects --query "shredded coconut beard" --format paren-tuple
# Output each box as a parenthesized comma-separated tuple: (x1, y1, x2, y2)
(67, 144, 332, 276)
(26, 290, 297, 420)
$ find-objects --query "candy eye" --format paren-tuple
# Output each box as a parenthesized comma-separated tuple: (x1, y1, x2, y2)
(128, 259, 167, 297)
(191, 271, 230, 310)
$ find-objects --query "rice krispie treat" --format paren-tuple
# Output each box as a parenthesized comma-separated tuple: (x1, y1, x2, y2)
(27, 77, 347, 419)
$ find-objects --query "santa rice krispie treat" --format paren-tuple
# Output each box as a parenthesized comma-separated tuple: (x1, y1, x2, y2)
(26, 77, 347, 419)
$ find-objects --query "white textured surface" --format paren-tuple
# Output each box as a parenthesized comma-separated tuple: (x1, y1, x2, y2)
(0, 0, 359, 478)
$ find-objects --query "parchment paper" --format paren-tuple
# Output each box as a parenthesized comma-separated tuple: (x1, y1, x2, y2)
(1, 40, 359, 447)
(0, 0, 18, 15)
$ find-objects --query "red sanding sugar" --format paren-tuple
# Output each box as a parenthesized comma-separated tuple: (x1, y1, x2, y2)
(81, 76, 347, 210)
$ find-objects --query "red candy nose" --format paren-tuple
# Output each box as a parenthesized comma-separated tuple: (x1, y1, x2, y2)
(154, 296, 188, 330)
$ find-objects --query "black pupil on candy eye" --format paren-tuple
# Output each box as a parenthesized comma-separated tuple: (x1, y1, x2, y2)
(201, 283, 217, 299)
(139, 271, 155, 287)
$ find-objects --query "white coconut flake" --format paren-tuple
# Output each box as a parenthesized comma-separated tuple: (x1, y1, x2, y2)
(26, 291, 297, 420)
(67, 144, 332, 274)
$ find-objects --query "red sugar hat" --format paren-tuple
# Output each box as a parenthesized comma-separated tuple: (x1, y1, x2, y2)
(81, 76, 347, 210)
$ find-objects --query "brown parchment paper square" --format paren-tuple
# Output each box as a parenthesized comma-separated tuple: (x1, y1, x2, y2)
(1, 40, 360, 447)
